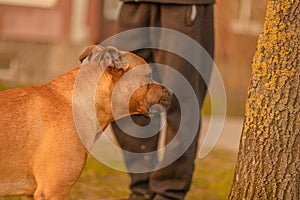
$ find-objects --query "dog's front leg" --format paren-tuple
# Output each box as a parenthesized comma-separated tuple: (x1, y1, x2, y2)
(31, 129, 88, 200)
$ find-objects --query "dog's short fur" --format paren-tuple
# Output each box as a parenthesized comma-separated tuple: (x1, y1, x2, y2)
(0, 45, 171, 199)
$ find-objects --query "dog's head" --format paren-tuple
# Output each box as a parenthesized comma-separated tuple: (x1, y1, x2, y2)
(79, 45, 172, 126)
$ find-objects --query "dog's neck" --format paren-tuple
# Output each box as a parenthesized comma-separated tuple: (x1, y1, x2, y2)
(47, 64, 112, 150)
(46, 67, 79, 101)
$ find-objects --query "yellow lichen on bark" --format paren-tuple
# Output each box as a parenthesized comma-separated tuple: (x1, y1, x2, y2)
(229, 0, 299, 199)
(244, 0, 298, 139)
(251, 0, 296, 79)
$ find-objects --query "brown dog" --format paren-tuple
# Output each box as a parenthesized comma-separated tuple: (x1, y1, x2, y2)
(0, 45, 171, 199)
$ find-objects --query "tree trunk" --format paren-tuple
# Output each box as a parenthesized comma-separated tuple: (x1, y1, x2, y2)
(228, 0, 299, 199)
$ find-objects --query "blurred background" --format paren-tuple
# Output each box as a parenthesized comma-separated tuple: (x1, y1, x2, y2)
(0, 0, 266, 116)
(0, 0, 266, 199)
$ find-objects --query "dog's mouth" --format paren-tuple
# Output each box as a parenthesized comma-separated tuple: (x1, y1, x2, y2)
(148, 104, 166, 116)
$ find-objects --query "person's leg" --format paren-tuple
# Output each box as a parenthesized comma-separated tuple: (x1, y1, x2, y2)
(149, 4, 215, 200)
(112, 115, 159, 200)
(112, 3, 161, 200)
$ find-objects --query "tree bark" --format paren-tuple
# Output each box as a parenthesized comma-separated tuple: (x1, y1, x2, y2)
(228, 0, 299, 199)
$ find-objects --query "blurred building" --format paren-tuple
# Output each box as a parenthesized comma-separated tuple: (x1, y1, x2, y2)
(0, 0, 120, 84)
(0, 0, 266, 115)
(214, 0, 266, 115)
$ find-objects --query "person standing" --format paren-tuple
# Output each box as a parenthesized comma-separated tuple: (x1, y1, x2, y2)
(111, 0, 215, 199)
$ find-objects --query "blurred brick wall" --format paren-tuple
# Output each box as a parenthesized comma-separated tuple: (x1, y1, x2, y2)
(0, 0, 267, 116)
(215, 0, 266, 115)
(0, 39, 85, 84)
(0, 0, 72, 41)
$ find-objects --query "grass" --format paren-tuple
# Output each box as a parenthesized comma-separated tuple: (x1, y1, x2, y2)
(71, 148, 237, 200)
(186, 149, 237, 200)
(0, 82, 20, 91)
(0, 149, 237, 200)
(0, 82, 8, 91)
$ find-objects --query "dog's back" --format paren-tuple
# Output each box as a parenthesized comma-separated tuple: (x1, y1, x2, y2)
(0, 87, 41, 195)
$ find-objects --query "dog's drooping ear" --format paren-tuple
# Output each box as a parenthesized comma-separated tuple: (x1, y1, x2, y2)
(100, 46, 123, 69)
(79, 45, 129, 70)
(79, 45, 97, 63)
(79, 45, 106, 64)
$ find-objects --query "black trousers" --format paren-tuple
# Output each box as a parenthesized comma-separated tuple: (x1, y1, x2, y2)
(112, 3, 214, 200)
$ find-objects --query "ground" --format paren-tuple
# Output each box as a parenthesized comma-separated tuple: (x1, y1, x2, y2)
(0, 148, 237, 200)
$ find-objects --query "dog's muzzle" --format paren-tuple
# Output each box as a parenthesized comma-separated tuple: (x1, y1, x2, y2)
(148, 87, 173, 116)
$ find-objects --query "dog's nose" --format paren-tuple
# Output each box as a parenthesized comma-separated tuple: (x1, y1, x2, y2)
(159, 87, 173, 111)
(148, 87, 172, 116)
